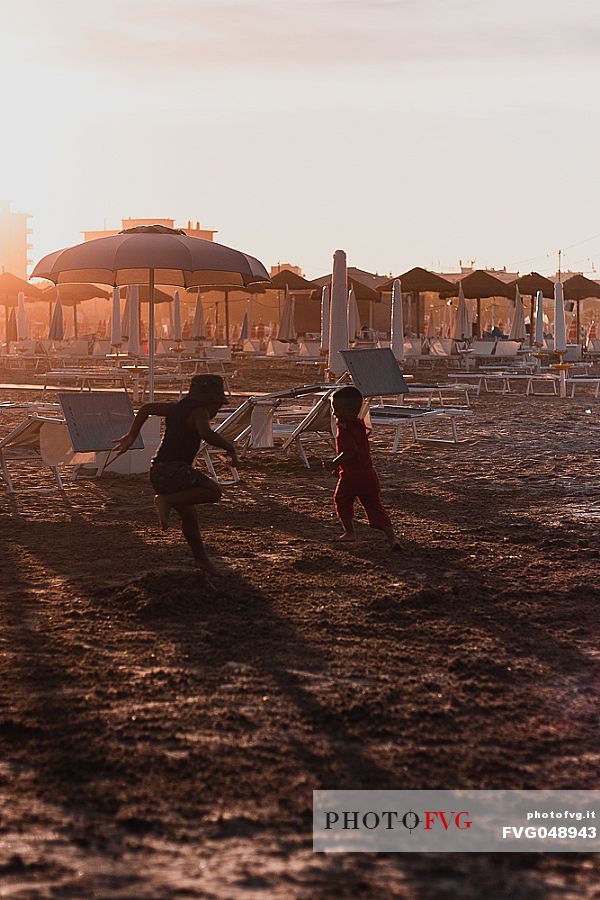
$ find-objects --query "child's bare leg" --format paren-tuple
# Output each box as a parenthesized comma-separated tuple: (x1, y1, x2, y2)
(339, 516, 356, 542)
(154, 495, 172, 530)
(174, 503, 217, 574)
(161, 480, 222, 508)
(382, 525, 401, 551)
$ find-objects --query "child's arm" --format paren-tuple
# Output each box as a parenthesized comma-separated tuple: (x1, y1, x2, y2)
(189, 408, 239, 465)
(112, 402, 170, 454)
(332, 447, 358, 467)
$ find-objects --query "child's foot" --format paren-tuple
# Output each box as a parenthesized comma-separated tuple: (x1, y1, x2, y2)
(339, 532, 356, 543)
(390, 540, 402, 552)
(154, 495, 172, 531)
(194, 556, 218, 576)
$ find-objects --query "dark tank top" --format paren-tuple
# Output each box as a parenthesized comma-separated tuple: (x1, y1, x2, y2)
(153, 397, 207, 465)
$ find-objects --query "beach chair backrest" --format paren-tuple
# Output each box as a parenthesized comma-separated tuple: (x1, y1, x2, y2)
(428, 338, 453, 357)
(298, 340, 321, 357)
(403, 338, 422, 357)
(471, 340, 496, 356)
(563, 344, 582, 362)
(340, 348, 409, 397)
(280, 391, 335, 450)
(214, 400, 253, 442)
(266, 339, 290, 357)
(590, 339, 600, 352)
(494, 340, 519, 357)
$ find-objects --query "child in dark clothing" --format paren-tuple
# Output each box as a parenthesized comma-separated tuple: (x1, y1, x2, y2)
(113, 374, 237, 573)
(331, 386, 400, 549)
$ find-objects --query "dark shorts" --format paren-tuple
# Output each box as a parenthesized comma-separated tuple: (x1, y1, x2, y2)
(149, 461, 213, 496)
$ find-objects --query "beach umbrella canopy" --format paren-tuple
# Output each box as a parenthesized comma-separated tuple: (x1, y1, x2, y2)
(378, 267, 456, 295)
(554, 282, 567, 353)
(562, 274, 600, 302)
(277, 285, 297, 342)
(0, 272, 44, 305)
(41, 283, 109, 304)
(509, 286, 526, 342)
(320, 285, 330, 353)
(6, 307, 17, 343)
(173, 290, 182, 341)
(313, 268, 384, 303)
(48, 294, 64, 341)
(511, 272, 554, 299)
(453, 282, 470, 340)
(110, 287, 122, 346)
(347, 286, 361, 340)
(191, 290, 207, 339)
(534, 290, 545, 345)
(32, 224, 270, 399)
(443, 269, 515, 299)
(120, 284, 173, 304)
(390, 278, 404, 361)
(270, 269, 317, 292)
(16, 292, 27, 341)
(328, 249, 349, 374)
(127, 285, 141, 356)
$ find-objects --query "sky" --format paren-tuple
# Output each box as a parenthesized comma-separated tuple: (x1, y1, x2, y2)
(1, 0, 600, 279)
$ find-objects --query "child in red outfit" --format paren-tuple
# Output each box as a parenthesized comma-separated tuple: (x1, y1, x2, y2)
(331, 386, 401, 549)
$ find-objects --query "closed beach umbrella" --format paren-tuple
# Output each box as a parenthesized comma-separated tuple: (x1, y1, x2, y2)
(534, 290, 545, 346)
(16, 292, 27, 341)
(277, 285, 297, 342)
(320, 285, 330, 353)
(453, 282, 470, 340)
(391, 278, 405, 361)
(509, 286, 526, 342)
(173, 289, 182, 341)
(32, 224, 270, 400)
(191, 290, 206, 339)
(48, 292, 64, 341)
(127, 284, 141, 356)
(6, 307, 17, 344)
(328, 249, 349, 374)
(347, 286, 360, 340)
(240, 312, 249, 342)
(110, 287, 122, 347)
(554, 281, 567, 354)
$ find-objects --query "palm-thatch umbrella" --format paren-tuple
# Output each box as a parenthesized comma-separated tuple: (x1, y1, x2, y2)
(563, 274, 600, 343)
(328, 250, 348, 375)
(347, 286, 361, 340)
(510, 273, 554, 345)
(41, 283, 109, 338)
(390, 278, 404, 361)
(509, 286, 526, 342)
(32, 225, 270, 399)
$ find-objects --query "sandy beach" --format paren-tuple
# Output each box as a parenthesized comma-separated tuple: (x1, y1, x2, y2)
(1, 365, 600, 897)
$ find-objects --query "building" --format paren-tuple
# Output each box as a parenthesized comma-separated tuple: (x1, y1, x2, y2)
(83, 217, 217, 243)
(0, 201, 32, 278)
(270, 262, 303, 277)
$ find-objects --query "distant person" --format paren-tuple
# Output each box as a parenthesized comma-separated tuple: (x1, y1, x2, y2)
(113, 374, 237, 574)
(330, 386, 401, 550)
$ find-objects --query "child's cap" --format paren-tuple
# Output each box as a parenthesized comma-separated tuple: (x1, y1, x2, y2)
(188, 374, 227, 405)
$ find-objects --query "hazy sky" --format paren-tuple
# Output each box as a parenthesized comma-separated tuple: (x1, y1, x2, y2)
(2, 0, 599, 278)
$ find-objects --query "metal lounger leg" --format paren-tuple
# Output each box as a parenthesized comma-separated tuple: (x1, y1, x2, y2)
(0, 450, 15, 494)
(451, 417, 458, 443)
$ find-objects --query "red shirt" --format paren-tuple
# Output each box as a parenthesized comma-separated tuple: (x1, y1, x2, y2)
(336, 416, 375, 473)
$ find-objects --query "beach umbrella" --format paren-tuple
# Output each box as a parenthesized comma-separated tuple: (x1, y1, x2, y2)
(41, 283, 109, 338)
(0, 273, 44, 344)
(328, 249, 349, 375)
(127, 284, 141, 356)
(554, 281, 567, 354)
(453, 282, 470, 340)
(277, 285, 297, 342)
(173, 290, 182, 341)
(110, 287, 122, 347)
(16, 292, 27, 341)
(534, 291, 545, 346)
(191, 290, 207, 339)
(6, 308, 17, 344)
(390, 278, 404, 362)
(32, 224, 270, 399)
(320, 285, 330, 354)
(347, 286, 361, 340)
(48, 292, 64, 341)
(269, 269, 317, 292)
(443, 269, 514, 338)
(509, 286, 526, 342)
(240, 312, 249, 342)
(378, 267, 456, 295)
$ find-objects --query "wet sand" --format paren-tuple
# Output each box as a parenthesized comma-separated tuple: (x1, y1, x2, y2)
(1, 364, 600, 898)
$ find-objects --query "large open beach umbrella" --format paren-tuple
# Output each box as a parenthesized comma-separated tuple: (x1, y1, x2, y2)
(347, 286, 361, 340)
(328, 249, 349, 374)
(32, 224, 270, 399)
(269, 269, 317, 292)
(390, 278, 404, 362)
(509, 286, 526, 342)
(443, 270, 514, 338)
(563, 275, 600, 342)
(378, 267, 456, 295)
(320, 285, 330, 354)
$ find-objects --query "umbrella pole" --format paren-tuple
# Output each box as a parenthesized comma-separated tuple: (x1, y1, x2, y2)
(476, 298, 481, 338)
(576, 300, 581, 345)
(149, 269, 155, 401)
(73, 303, 78, 339)
(225, 291, 230, 346)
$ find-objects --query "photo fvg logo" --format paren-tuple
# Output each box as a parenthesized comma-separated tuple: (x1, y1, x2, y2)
(325, 809, 472, 832)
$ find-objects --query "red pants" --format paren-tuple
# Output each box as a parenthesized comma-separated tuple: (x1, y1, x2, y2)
(334, 469, 392, 530)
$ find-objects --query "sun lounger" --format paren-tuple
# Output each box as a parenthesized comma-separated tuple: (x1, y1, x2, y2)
(39, 368, 129, 398)
(0, 415, 73, 494)
(493, 340, 521, 361)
